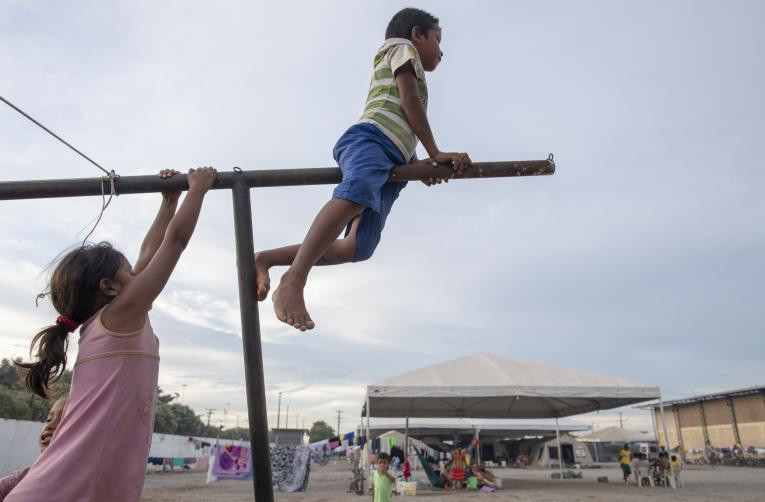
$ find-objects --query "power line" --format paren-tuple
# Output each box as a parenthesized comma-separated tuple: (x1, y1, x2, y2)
(336, 409, 344, 436)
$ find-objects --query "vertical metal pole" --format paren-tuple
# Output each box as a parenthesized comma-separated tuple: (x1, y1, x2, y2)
(699, 401, 711, 459)
(555, 416, 563, 479)
(232, 180, 274, 501)
(275, 392, 282, 445)
(659, 397, 671, 451)
(475, 428, 481, 466)
(651, 408, 659, 455)
(727, 397, 741, 446)
(405, 416, 409, 471)
(673, 405, 685, 460)
(366, 394, 371, 491)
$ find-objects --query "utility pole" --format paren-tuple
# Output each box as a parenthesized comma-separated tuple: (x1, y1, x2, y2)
(180, 383, 187, 403)
(205, 408, 216, 428)
(619, 412, 623, 428)
(295, 412, 299, 429)
(276, 392, 283, 430)
(336, 409, 344, 437)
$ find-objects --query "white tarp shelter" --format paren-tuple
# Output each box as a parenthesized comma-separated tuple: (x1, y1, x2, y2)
(579, 426, 656, 443)
(362, 353, 661, 419)
(360, 353, 663, 477)
(508, 433, 595, 468)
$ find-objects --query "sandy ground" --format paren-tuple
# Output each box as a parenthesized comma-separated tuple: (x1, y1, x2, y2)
(141, 462, 765, 501)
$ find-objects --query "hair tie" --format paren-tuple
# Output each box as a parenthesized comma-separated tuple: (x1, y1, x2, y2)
(55, 315, 80, 333)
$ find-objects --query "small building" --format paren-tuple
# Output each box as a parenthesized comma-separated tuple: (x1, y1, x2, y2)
(271, 428, 307, 447)
(639, 386, 765, 457)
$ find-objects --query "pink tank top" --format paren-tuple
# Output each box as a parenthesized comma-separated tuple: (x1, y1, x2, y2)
(7, 307, 159, 502)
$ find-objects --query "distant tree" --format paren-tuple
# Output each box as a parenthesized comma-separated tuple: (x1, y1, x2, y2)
(156, 387, 178, 405)
(0, 359, 23, 390)
(219, 427, 250, 441)
(154, 404, 178, 434)
(167, 403, 204, 435)
(0, 386, 30, 419)
(0, 358, 72, 421)
(309, 420, 335, 443)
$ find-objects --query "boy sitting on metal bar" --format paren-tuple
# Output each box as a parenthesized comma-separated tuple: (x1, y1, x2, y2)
(254, 7, 471, 331)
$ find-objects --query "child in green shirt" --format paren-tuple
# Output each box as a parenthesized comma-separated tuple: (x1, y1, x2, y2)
(373, 452, 395, 502)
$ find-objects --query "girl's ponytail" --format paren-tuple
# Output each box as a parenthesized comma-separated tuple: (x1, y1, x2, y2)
(16, 321, 72, 399)
(15, 242, 124, 398)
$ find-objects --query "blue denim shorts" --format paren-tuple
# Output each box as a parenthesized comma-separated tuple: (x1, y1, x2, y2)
(332, 123, 408, 262)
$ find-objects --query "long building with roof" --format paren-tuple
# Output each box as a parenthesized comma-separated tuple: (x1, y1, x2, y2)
(638, 386, 765, 456)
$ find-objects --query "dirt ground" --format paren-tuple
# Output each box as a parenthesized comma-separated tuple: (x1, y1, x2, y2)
(141, 462, 765, 501)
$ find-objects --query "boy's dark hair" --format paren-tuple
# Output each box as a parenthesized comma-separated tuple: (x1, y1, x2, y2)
(15, 242, 124, 398)
(377, 452, 391, 462)
(385, 8, 439, 40)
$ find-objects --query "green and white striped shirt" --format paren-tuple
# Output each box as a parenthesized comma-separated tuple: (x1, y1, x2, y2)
(359, 38, 428, 161)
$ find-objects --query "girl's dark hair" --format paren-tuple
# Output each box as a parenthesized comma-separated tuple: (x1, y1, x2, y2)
(385, 8, 439, 40)
(15, 242, 124, 398)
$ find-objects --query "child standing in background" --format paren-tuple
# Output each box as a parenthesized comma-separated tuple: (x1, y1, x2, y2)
(8, 167, 217, 502)
(373, 452, 395, 502)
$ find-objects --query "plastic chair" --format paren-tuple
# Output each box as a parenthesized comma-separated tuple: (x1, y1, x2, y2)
(637, 467, 653, 487)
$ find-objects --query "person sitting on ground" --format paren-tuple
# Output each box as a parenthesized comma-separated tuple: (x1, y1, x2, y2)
(0, 395, 67, 500)
(470, 465, 497, 489)
(372, 452, 395, 502)
(253, 7, 472, 331)
(619, 444, 632, 483)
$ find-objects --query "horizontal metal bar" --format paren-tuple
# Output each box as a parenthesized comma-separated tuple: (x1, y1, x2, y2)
(0, 157, 554, 201)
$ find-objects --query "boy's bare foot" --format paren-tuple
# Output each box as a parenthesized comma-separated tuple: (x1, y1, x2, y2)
(272, 273, 315, 331)
(254, 252, 271, 301)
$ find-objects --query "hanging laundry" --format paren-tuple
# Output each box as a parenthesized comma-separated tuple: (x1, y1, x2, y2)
(211, 444, 253, 479)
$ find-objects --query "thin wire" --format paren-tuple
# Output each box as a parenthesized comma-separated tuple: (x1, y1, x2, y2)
(0, 94, 111, 176)
(0, 94, 119, 246)
(78, 172, 117, 246)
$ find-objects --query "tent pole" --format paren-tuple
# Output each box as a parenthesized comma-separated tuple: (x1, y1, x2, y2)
(476, 427, 481, 466)
(659, 396, 671, 452)
(366, 393, 371, 492)
(658, 396, 675, 490)
(555, 417, 564, 480)
(405, 416, 409, 471)
(651, 406, 659, 455)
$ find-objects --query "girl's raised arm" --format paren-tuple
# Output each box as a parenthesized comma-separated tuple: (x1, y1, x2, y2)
(102, 167, 217, 332)
(133, 169, 181, 274)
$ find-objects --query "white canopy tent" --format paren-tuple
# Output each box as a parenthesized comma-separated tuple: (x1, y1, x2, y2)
(358, 417, 590, 440)
(361, 353, 664, 478)
(579, 426, 656, 443)
(362, 353, 660, 419)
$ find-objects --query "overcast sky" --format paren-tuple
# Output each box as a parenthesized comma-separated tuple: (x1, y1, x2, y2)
(1, 0, 763, 434)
